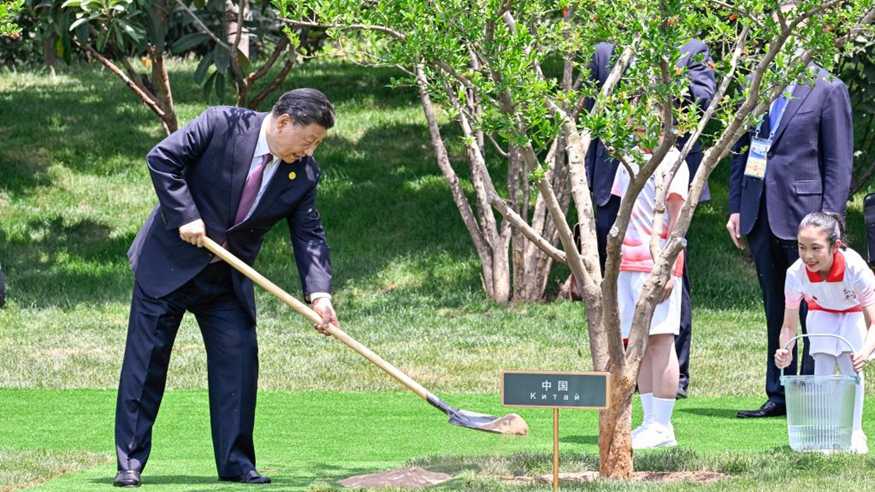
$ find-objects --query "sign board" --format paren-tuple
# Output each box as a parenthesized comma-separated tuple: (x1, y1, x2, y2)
(501, 370, 610, 409)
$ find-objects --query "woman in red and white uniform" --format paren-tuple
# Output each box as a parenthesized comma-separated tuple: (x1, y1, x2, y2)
(776, 211, 875, 454)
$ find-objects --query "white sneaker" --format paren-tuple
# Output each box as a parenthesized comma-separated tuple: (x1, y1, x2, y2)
(851, 431, 869, 454)
(631, 421, 651, 439)
(632, 423, 677, 449)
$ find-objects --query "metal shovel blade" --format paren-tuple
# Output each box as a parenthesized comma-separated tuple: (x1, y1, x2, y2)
(428, 395, 528, 435)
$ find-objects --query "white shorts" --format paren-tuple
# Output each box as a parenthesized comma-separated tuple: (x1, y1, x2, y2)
(618, 271, 683, 339)
(805, 311, 866, 357)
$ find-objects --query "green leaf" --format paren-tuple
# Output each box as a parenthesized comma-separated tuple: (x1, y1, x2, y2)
(215, 71, 226, 102)
(68, 15, 90, 31)
(120, 22, 142, 44)
(202, 70, 217, 100)
(61, 0, 82, 8)
(113, 24, 125, 48)
(96, 29, 108, 51)
(235, 48, 251, 75)
(193, 51, 213, 85)
(213, 46, 230, 73)
(171, 32, 210, 54)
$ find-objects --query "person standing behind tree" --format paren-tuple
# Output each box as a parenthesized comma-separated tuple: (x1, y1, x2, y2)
(728, 65, 853, 419)
(615, 144, 689, 449)
(584, 39, 716, 398)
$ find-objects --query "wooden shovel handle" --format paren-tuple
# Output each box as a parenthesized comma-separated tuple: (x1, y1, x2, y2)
(203, 237, 431, 401)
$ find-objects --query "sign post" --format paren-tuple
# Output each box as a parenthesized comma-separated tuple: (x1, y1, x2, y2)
(501, 370, 610, 491)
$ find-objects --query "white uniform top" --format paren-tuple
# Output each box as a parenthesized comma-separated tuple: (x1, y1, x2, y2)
(610, 147, 689, 277)
(784, 248, 875, 355)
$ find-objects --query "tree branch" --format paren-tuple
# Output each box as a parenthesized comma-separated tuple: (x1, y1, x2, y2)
(672, 25, 749, 197)
(487, 192, 567, 264)
(244, 37, 290, 86)
(228, 0, 248, 93)
(73, 41, 167, 124)
(176, 0, 232, 51)
(445, 81, 501, 251)
(279, 17, 406, 40)
(247, 52, 297, 109)
(414, 65, 495, 292)
(118, 55, 157, 102)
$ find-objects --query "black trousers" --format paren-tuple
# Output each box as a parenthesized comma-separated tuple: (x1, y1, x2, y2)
(115, 262, 259, 478)
(746, 201, 814, 405)
(595, 195, 693, 391)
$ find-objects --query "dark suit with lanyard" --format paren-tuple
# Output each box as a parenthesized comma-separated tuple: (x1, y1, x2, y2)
(729, 67, 853, 416)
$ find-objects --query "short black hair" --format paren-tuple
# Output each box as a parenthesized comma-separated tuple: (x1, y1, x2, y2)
(272, 88, 335, 129)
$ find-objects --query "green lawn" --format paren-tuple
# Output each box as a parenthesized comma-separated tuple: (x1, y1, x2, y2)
(1, 60, 874, 490)
(3, 389, 875, 491)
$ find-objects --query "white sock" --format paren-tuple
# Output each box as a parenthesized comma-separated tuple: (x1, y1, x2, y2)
(652, 396, 676, 428)
(640, 393, 653, 426)
(838, 353, 865, 433)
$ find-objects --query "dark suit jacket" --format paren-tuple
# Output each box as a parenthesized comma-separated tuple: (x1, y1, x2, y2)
(127, 106, 332, 321)
(728, 67, 853, 240)
(585, 39, 716, 206)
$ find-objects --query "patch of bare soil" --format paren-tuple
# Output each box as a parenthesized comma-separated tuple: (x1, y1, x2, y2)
(339, 467, 453, 489)
(500, 470, 727, 485)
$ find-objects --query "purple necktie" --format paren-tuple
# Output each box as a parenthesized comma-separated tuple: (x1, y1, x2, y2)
(234, 153, 272, 225)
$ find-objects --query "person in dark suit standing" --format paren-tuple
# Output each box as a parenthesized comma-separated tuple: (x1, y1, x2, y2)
(585, 40, 716, 398)
(728, 67, 853, 418)
(114, 89, 337, 487)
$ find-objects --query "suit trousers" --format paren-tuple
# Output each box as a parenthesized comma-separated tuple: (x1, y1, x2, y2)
(746, 198, 814, 406)
(115, 262, 259, 478)
(595, 195, 693, 391)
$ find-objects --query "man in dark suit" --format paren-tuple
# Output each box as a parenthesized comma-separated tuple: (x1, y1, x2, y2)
(585, 40, 716, 398)
(728, 67, 853, 418)
(114, 89, 337, 487)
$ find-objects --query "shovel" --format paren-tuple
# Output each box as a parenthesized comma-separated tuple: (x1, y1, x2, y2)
(203, 237, 528, 436)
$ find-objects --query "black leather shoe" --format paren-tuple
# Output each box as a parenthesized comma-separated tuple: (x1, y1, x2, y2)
(736, 400, 786, 418)
(113, 470, 141, 487)
(221, 470, 272, 484)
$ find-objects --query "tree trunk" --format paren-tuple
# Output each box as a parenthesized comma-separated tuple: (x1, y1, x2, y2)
(492, 234, 512, 303)
(509, 145, 530, 300)
(42, 33, 57, 68)
(226, 0, 250, 59)
(149, 47, 177, 134)
(518, 246, 553, 299)
(598, 369, 634, 478)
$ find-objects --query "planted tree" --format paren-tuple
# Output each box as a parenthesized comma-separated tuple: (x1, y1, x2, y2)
(278, 0, 875, 478)
(57, 0, 321, 134)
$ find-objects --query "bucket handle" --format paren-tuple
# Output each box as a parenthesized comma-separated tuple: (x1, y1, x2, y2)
(779, 333, 857, 377)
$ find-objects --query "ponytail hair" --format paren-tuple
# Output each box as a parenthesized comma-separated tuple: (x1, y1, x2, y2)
(798, 211, 846, 248)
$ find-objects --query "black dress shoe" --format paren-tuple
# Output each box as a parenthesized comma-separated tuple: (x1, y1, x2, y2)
(221, 469, 271, 484)
(736, 400, 786, 418)
(113, 470, 141, 487)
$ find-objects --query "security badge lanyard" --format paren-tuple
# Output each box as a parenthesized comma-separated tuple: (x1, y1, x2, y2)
(744, 87, 793, 180)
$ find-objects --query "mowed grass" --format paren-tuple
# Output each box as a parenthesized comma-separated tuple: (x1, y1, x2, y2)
(3, 389, 875, 491)
(0, 59, 774, 394)
(2, 60, 875, 490)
